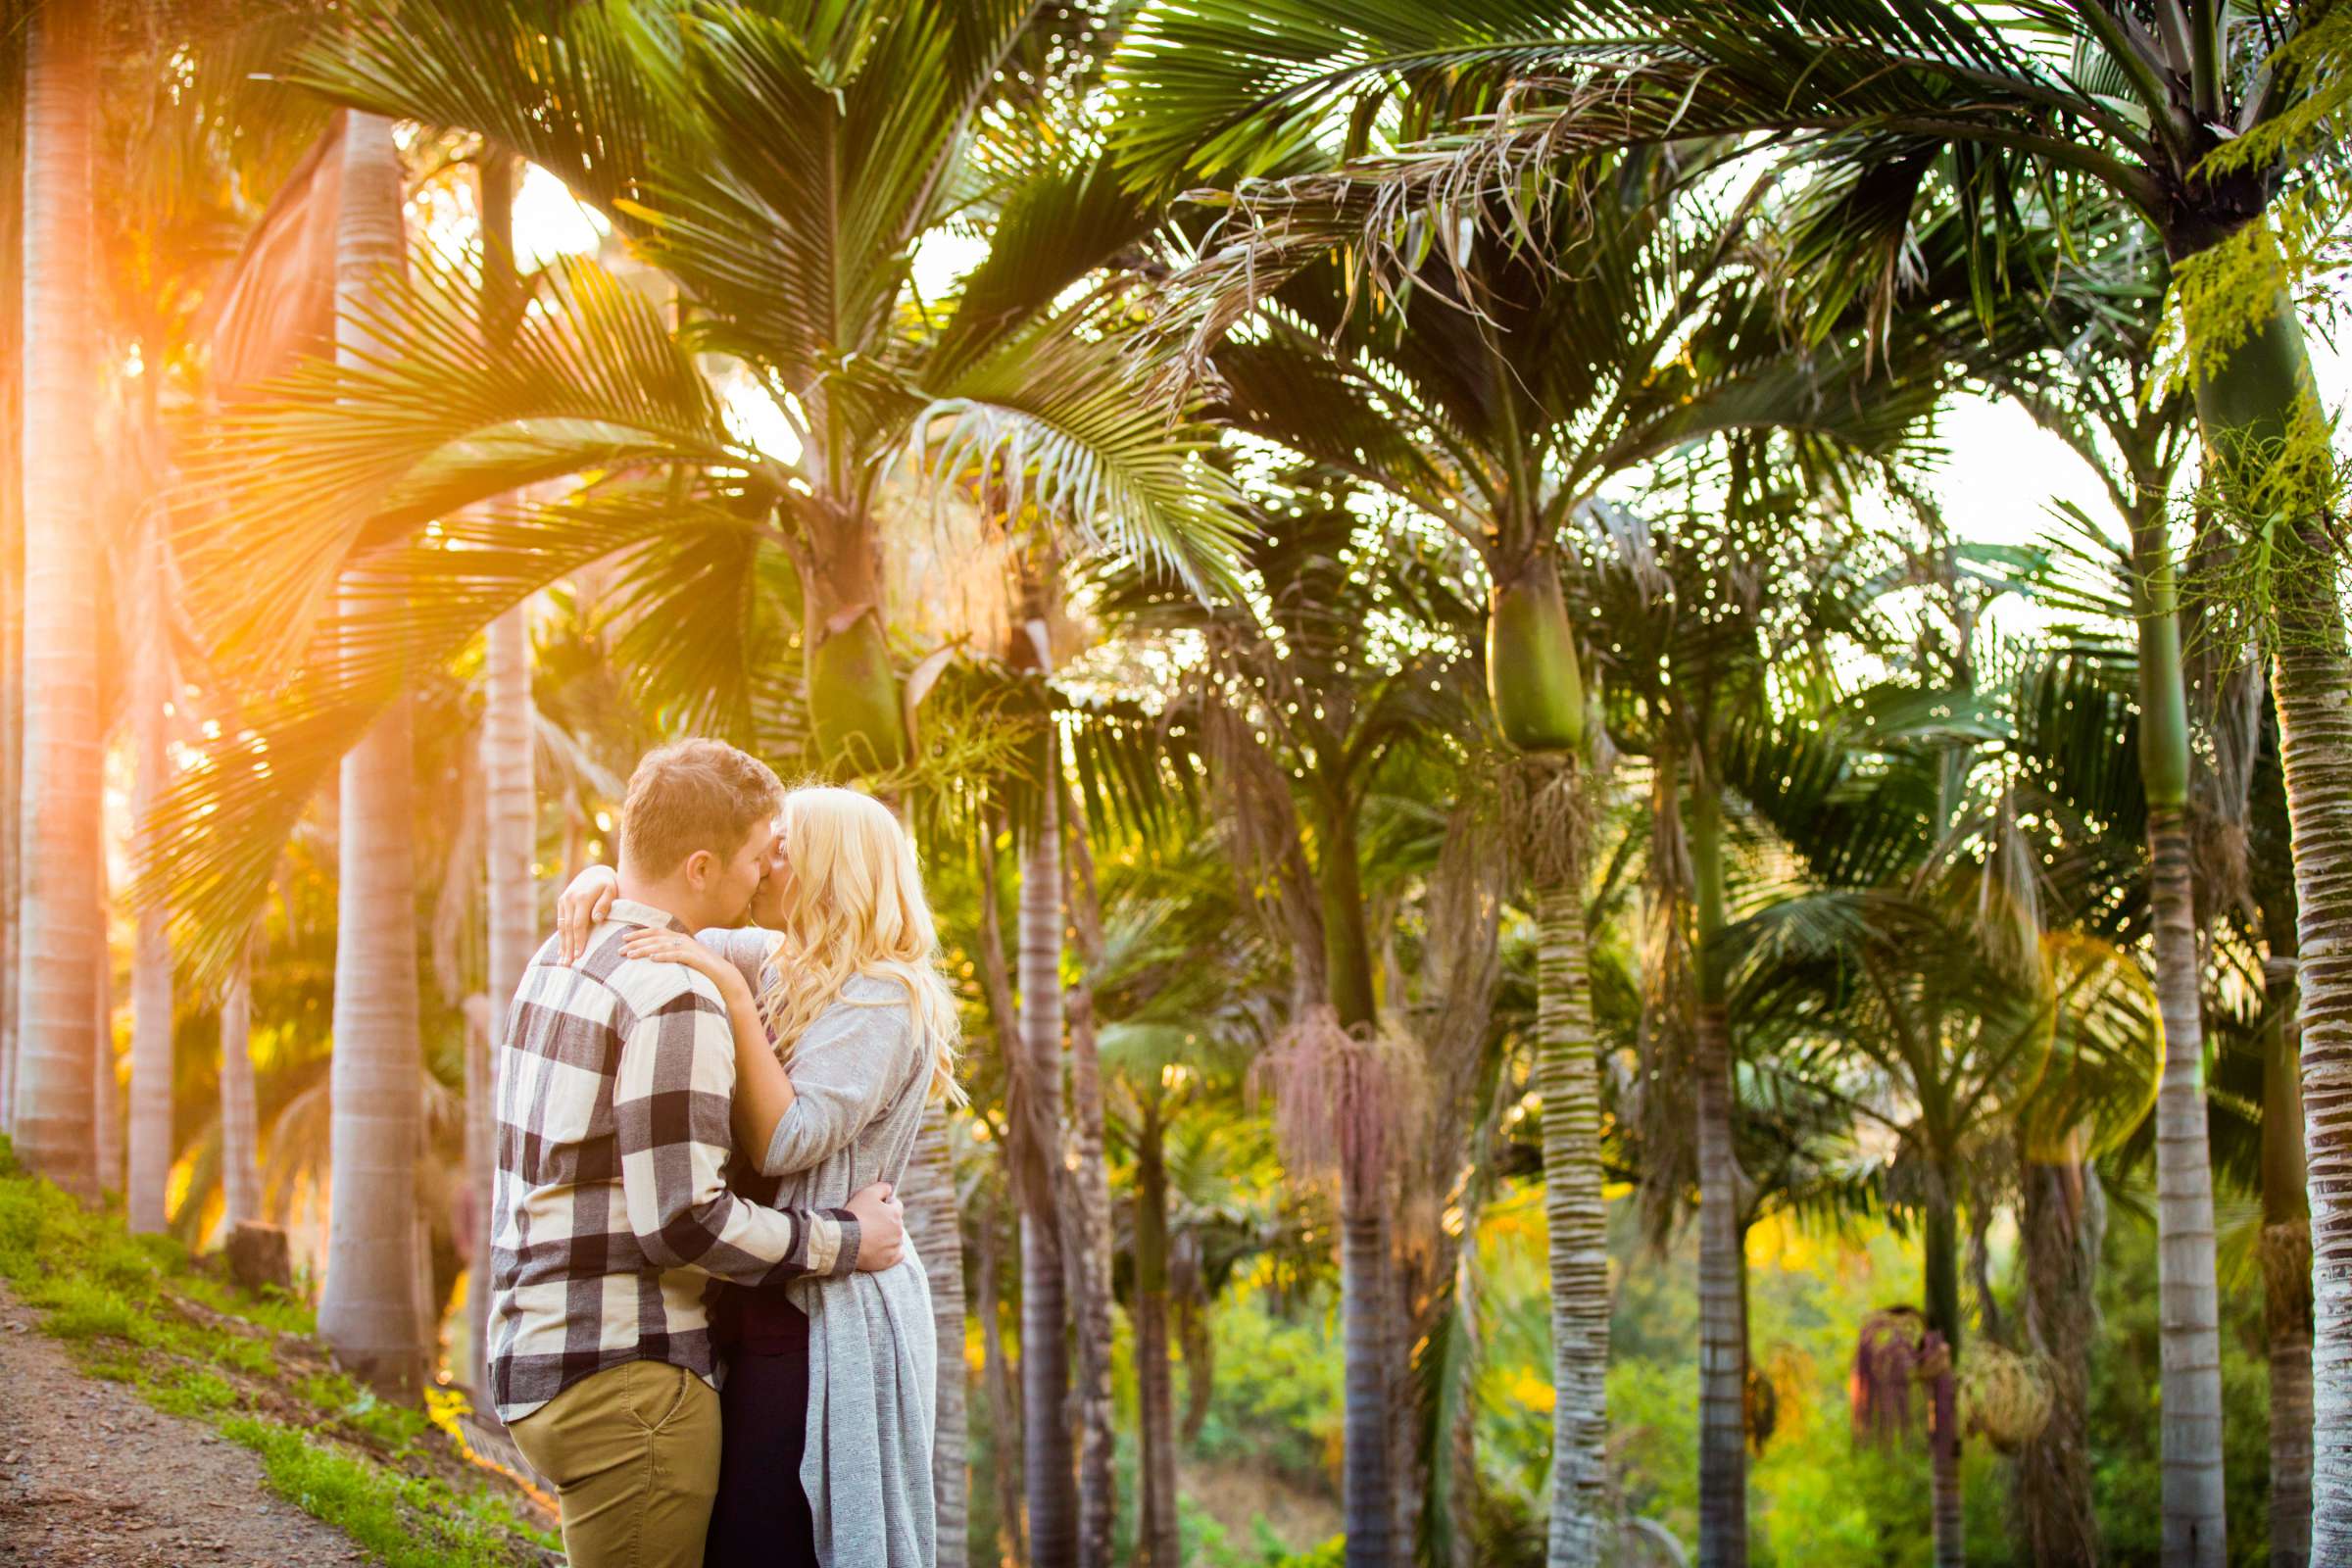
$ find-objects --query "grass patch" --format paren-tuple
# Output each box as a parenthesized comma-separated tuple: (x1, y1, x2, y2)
(0, 1137, 554, 1567)
(224, 1415, 544, 1568)
(152, 1367, 240, 1418)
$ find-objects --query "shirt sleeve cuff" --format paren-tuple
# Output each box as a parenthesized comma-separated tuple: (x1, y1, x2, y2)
(827, 1208, 861, 1278)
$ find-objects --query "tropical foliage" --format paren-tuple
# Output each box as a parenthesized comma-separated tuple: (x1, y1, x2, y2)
(1, 3, 2346, 1568)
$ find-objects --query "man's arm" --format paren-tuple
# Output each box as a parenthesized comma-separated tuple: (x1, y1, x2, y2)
(612, 982, 861, 1285)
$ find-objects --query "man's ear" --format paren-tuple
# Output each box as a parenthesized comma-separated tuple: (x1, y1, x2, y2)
(680, 848, 717, 890)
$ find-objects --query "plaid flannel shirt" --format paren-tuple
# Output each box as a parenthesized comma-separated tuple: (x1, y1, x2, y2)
(486, 899, 859, 1421)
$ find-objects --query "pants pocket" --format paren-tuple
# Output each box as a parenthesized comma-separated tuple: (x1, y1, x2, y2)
(628, 1361, 695, 1434)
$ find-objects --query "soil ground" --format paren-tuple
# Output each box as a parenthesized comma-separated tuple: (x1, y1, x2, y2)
(0, 1283, 365, 1568)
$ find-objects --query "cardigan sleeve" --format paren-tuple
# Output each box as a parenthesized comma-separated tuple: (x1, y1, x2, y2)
(760, 983, 920, 1178)
(695, 927, 777, 1001)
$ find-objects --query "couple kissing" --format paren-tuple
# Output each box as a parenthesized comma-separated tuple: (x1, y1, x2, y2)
(485, 739, 958, 1568)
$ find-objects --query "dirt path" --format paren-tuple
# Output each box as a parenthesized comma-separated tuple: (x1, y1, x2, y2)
(0, 1285, 365, 1568)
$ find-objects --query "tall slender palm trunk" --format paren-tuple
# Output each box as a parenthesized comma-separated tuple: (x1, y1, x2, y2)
(1315, 798, 1395, 1568)
(2261, 950, 2313, 1568)
(218, 958, 262, 1232)
(1535, 866, 1610, 1563)
(1, 582, 19, 1141)
(0, 11, 22, 1148)
(975, 1194, 1027, 1567)
(1689, 775, 1746, 1568)
(1340, 1182, 1394, 1568)
(2132, 515, 2230, 1568)
(1061, 784, 1117, 1568)
(1921, 1185, 1964, 1568)
(904, 1108, 970, 1568)
(127, 517, 175, 1233)
(478, 598, 533, 1401)
(93, 875, 118, 1195)
(473, 153, 534, 1406)
(1134, 1098, 1181, 1567)
(1017, 719, 1076, 1568)
(2018, 1155, 2101, 1567)
(13, 0, 104, 1197)
(2154, 211, 2346, 1555)
(316, 111, 428, 1391)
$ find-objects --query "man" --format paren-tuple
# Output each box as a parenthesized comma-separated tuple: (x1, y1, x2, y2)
(488, 738, 906, 1566)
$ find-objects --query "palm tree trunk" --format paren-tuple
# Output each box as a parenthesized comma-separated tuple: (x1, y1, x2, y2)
(1, 579, 20, 1143)
(1341, 1184, 1394, 1568)
(1316, 800, 1394, 1568)
(127, 516, 175, 1234)
(0, 9, 23, 1149)
(1922, 1183, 1964, 1568)
(2132, 513, 2230, 1568)
(2261, 949, 2314, 1568)
(904, 1107, 970, 1568)
(975, 1191, 1027, 1567)
(1535, 824, 1610, 1563)
(2018, 1155, 2101, 1567)
(2160, 214, 2342, 1558)
(219, 957, 262, 1233)
(316, 111, 428, 1393)
(13, 0, 104, 1198)
(473, 152, 533, 1409)
(1060, 781, 1118, 1568)
(93, 869, 118, 1195)
(1135, 1098, 1181, 1568)
(1689, 773, 1746, 1568)
(478, 597, 532, 1401)
(973, 820, 1027, 1568)
(1018, 731, 1076, 1568)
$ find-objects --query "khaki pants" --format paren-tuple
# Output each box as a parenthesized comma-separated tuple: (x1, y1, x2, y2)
(509, 1360, 721, 1568)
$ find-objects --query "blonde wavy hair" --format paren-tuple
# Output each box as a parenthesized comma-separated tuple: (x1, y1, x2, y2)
(757, 786, 965, 1105)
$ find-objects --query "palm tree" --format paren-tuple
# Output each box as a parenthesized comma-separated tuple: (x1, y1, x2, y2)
(2253, 714, 2317, 1568)
(12, 0, 106, 1197)
(1011, 612, 1079, 1568)
(218, 954, 263, 1232)
(1581, 471, 1899, 1567)
(0, 9, 24, 1147)
(1100, 489, 1490, 1567)
(1136, 151, 1946, 1561)
(1086, 847, 1267, 1568)
(472, 149, 533, 1413)
(1059, 761, 1120, 1568)
(126, 508, 178, 1233)
(1979, 238, 2236, 1563)
(1114, 10, 2346, 1550)
(314, 109, 430, 1392)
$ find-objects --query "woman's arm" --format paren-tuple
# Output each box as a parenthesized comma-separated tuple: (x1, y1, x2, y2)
(616, 929, 798, 1152)
(757, 993, 916, 1178)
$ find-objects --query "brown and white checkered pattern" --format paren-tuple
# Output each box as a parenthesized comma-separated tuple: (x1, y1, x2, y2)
(485, 899, 858, 1422)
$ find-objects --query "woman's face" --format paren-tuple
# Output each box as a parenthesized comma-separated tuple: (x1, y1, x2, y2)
(749, 820, 796, 927)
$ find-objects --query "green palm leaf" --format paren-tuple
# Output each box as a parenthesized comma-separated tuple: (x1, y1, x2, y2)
(920, 321, 1252, 600)
(182, 246, 748, 678)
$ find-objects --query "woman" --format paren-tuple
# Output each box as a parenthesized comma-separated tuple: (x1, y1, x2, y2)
(556, 786, 962, 1568)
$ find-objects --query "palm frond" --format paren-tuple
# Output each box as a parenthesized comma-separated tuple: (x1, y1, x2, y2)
(182, 246, 749, 679)
(142, 480, 764, 981)
(920, 322, 1252, 600)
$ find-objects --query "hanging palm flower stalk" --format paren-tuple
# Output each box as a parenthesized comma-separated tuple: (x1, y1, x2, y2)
(1851, 1305, 1934, 1446)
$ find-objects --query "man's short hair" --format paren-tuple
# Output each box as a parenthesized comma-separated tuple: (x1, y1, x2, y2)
(618, 740, 784, 878)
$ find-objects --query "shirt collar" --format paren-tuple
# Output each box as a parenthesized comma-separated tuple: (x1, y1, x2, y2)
(605, 898, 689, 934)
